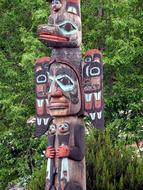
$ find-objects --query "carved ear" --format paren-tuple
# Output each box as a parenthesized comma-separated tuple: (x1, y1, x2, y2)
(83, 49, 104, 129)
(35, 57, 53, 137)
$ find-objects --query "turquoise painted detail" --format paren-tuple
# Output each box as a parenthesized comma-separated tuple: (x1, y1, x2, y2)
(58, 21, 78, 36)
(49, 74, 75, 92)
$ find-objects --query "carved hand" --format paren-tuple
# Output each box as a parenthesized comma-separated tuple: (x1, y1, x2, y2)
(45, 146, 56, 158)
(56, 145, 70, 158)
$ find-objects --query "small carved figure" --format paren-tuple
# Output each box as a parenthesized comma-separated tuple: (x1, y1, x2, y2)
(44, 61, 85, 190)
(51, 0, 62, 12)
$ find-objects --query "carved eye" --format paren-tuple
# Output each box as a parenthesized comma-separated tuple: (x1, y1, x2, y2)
(63, 23, 75, 32)
(59, 123, 69, 133)
(59, 21, 77, 35)
(49, 124, 56, 135)
(85, 56, 92, 63)
(56, 75, 75, 92)
(52, 0, 61, 5)
(58, 77, 73, 86)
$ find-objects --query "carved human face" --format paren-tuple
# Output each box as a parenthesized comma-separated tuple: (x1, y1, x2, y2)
(47, 62, 81, 116)
(38, 0, 81, 47)
(51, 0, 62, 12)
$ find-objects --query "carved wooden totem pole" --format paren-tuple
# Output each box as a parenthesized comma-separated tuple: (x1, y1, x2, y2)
(35, 0, 104, 190)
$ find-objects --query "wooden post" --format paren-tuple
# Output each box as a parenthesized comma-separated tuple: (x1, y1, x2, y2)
(36, 0, 86, 189)
(35, 0, 104, 189)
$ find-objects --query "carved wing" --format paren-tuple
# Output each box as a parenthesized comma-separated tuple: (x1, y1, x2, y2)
(83, 49, 104, 129)
(35, 57, 52, 137)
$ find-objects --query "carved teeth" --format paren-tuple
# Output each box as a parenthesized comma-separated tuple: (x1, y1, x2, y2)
(85, 93, 92, 102)
(45, 99, 49, 105)
(37, 117, 42, 125)
(89, 111, 102, 121)
(45, 99, 49, 114)
(85, 93, 93, 110)
(97, 111, 102, 119)
(94, 91, 101, 100)
(37, 99, 44, 107)
(37, 117, 49, 126)
(90, 113, 96, 120)
(43, 118, 49, 125)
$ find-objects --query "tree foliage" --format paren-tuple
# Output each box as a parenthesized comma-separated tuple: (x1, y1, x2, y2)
(0, 0, 49, 188)
(0, 0, 143, 189)
(86, 130, 143, 190)
(82, 0, 143, 143)
(27, 130, 143, 190)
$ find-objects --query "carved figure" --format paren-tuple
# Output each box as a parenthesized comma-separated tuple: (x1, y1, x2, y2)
(35, 57, 52, 137)
(37, 0, 81, 47)
(51, 0, 62, 12)
(83, 49, 104, 129)
(35, 58, 85, 189)
(35, 0, 104, 189)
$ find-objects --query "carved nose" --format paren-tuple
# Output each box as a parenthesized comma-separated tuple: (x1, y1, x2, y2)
(51, 87, 63, 97)
(52, 5, 56, 9)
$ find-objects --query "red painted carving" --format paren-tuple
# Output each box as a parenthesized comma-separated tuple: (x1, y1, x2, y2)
(35, 0, 104, 189)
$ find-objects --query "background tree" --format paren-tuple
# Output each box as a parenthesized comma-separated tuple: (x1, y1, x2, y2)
(82, 0, 143, 143)
(0, 0, 50, 188)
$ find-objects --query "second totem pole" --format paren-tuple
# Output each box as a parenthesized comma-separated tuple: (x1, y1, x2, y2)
(35, 0, 104, 189)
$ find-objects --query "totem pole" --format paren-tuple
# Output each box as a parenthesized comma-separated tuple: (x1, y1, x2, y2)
(35, 0, 104, 189)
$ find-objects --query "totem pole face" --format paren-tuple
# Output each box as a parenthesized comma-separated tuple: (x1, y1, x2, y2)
(35, 57, 52, 137)
(83, 49, 104, 129)
(51, 0, 62, 12)
(38, 0, 81, 47)
(83, 50, 102, 93)
(47, 62, 81, 116)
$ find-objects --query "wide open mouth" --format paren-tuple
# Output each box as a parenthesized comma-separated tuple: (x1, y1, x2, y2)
(39, 32, 69, 42)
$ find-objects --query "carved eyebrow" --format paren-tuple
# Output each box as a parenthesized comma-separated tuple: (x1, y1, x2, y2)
(56, 74, 74, 83)
(56, 14, 81, 29)
(56, 68, 76, 80)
